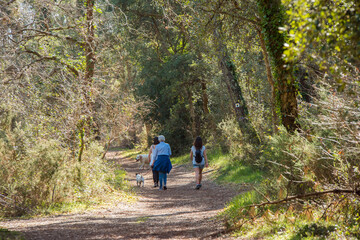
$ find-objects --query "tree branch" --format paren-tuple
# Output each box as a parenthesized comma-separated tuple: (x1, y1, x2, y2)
(199, 2, 259, 27)
(16, 28, 84, 46)
(243, 189, 360, 209)
(24, 47, 79, 77)
(129, 9, 162, 19)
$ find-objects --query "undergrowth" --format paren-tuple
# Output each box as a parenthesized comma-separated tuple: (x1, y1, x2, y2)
(222, 188, 359, 239)
(0, 136, 135, 218)
(219, 121, 360, 239)
(0, 228, 24, 240)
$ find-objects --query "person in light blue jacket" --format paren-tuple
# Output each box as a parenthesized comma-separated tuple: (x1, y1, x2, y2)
(190, 136, 208, 190)
(152, 135, 172, 190)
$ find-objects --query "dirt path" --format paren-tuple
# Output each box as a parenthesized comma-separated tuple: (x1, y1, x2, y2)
(0, 151, 242, 239)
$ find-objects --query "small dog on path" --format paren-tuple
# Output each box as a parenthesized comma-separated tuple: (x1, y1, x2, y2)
(135, 154, 150, 169)
(136, 173, 144, 187)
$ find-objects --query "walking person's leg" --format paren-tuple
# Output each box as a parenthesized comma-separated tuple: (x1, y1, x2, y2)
(163, 173, 167, 190)
(194, 166, 203, 189)
(195, 167, 201, 189)
(155, 170, 159, 186)
(199, 168, 203, 185)
(152, 166, 155, 186)
(152, 167, 159, 187)
(195, 167, 200, 185)
(159, 172, 165, 190)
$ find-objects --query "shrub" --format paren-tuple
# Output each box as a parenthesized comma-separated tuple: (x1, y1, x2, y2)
(0, 124, 116, 217)
(218, 116, 243, 156)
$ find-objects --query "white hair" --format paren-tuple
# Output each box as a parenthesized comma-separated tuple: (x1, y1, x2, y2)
(158, 135, 165, 142)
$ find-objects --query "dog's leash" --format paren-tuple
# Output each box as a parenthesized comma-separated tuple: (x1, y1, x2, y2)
(141, 168, 152, 176)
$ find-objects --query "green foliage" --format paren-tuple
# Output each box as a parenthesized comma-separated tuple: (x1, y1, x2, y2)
(221, 73, 359, 237)
(0, 228, 24, 240)
(160, 101, 194, 155)
(218, 116, 243, 154)
(257, 0, 299, 132)
(291, 223, 336, 239)
(108, 169, 129, 190)
(206, 126, 263, 183)
(135, 52, 209, 153)
(169, 153, 190, 165)
(257, 0, 287, 74)
(258, 126, 318, 189)
(217, 115, 262, 165)
(283, 0, 360, 75)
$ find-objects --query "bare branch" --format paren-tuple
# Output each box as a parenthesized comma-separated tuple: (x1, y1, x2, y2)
(23, 47, 79, 77)
(16, 28, 84, 46)
(243, 189, 360, 209)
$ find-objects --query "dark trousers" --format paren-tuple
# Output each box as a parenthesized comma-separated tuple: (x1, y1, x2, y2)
(152, 166, 159, 184)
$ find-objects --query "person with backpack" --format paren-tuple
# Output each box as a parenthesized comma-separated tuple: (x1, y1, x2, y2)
(190, 136, 209, 190)
(148, 136, 160, 187)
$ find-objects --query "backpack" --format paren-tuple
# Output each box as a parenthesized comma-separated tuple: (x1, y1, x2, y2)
(195, 148, 203, 163)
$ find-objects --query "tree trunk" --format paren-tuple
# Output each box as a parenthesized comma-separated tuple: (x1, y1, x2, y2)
(200, 78, 217, 132)
(76, 0, 96, 185)
(187, 87, 197, 138)
(257, 0, 299, 132)
(212, 32, 258, 145)
(200, 80, 209, 115)
(145, 122, 152, 147)
(76, 120, 85, 187)
(85, 0, 95, 89)
(219, 51, 260, 144)
(257, 28, 279, 133)
(213, 19, 259, 144)
(84, 0, 98, 136)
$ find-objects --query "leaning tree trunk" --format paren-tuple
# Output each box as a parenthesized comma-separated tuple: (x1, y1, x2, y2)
(257, 0, 299, 132)
(219, 50, 260, 145)
(214, 27, 259, 144)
